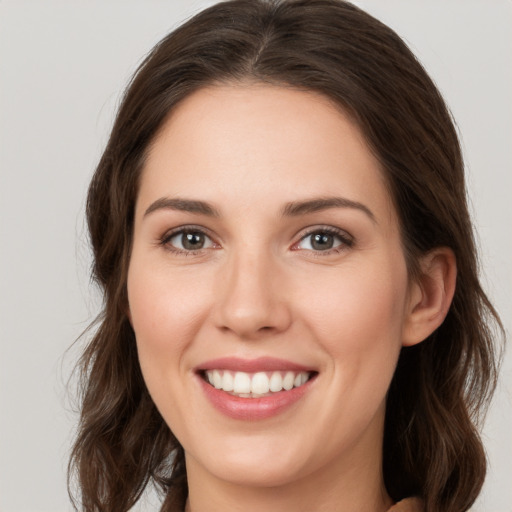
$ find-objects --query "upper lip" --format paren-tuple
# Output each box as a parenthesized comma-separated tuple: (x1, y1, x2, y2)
(196, 356, 315, 373)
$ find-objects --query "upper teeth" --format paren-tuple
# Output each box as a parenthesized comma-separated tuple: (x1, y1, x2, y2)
(205, 370, 310, 396)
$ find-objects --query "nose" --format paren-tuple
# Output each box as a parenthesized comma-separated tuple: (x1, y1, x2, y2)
(213, 249, 292, 340)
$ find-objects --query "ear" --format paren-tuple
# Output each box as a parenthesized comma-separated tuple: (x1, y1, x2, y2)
(402, 247, 457, 347)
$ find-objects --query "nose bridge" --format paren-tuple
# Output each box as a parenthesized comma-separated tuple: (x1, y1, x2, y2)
(214, 241, 291, 338)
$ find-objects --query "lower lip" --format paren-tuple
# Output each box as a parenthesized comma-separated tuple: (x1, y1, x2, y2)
(197, 374, 315, 420)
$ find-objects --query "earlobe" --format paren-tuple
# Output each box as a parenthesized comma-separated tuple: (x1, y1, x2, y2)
(402, 248, 457, 347)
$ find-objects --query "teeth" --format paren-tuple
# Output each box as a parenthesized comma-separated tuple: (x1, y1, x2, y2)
(212, 370, 222, 389)
(283, 371, 295, 390)
(233, 372, 251, 393)
(251, 372, 270, 394)
(222, 371, 234, 391)
(204, 369, 312, 397)
(269, 372, 283, 392)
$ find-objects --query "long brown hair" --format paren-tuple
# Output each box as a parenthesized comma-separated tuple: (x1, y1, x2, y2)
(68, 1, 504, 511)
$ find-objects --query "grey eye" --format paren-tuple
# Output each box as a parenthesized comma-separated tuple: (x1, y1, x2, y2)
(310, 232, 335, 250)
(169, 230, 214, 251)
(296, 230, 350, 252)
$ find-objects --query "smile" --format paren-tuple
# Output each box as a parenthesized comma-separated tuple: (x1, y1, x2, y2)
(195, 357, 318, 420)
(203, 369, 312, 397)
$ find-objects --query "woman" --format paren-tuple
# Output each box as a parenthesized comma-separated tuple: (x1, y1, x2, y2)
(68, 1, 503, 511)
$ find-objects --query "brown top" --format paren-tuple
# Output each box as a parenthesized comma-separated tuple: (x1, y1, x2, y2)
(387, 498, 424, 511)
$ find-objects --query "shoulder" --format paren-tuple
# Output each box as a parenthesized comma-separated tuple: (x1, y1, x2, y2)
(387, 497, 424, 512)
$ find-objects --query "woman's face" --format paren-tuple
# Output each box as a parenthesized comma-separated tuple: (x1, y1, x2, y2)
(127, 84, 413, 490)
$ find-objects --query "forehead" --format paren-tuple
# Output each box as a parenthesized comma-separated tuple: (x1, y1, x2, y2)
(138, 83, 395, 225)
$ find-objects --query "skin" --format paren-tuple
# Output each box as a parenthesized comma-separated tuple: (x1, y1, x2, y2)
(127, 83, 456, 512)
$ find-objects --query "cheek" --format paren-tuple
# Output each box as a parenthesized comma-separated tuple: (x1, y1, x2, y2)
(301, 256, 408, 373)
(126, 260, 218, 441)
(293, 257, 409, 452)
(126, 260, 213, 375)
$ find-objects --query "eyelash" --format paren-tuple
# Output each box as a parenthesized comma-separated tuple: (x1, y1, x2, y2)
(159, 225, 217, 256)
(293, 226, 354, 256)
(159, 225, 354, 256)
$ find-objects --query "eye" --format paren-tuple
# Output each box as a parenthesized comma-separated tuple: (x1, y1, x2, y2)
(162, 228, 216, 253)
(294, 228, 353, 253)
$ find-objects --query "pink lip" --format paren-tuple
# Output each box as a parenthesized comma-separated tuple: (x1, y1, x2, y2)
(196, 356, 314, 373)
(194, 357, 317, 421)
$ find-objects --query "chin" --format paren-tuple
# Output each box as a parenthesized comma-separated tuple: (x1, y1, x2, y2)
(210, 457, 306, 488)
(185, 435, 313, 488)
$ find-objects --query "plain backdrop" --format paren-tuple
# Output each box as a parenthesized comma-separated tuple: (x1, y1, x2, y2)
(0, 1, 510, 511)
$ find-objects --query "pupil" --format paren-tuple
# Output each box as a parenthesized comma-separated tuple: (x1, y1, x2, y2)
(182, 232, 204, 250)
(312, 233, 333, 250)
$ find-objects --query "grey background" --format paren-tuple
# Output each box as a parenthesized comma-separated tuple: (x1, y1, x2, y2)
(0, 1, 510, 510)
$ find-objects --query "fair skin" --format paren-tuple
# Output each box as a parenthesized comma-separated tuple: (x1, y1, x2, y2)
(127, 83, 456, 512)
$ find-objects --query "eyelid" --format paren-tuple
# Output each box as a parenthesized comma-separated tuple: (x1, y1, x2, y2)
(157, 224, 353, 256)
(291, 225, 354, 253)
(159, 224, 220, 254)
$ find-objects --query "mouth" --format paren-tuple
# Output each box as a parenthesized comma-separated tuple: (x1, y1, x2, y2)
(194, 357, 318, 419)
(199, 369, 317, 398)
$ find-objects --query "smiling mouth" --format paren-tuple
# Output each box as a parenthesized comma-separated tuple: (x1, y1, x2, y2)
(200, 369, 316, 398)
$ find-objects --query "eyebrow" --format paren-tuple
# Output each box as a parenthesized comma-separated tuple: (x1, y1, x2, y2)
(143, 197, 220, 218)
(143, 195, 375, 223)
(282, 196, 376, 223)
